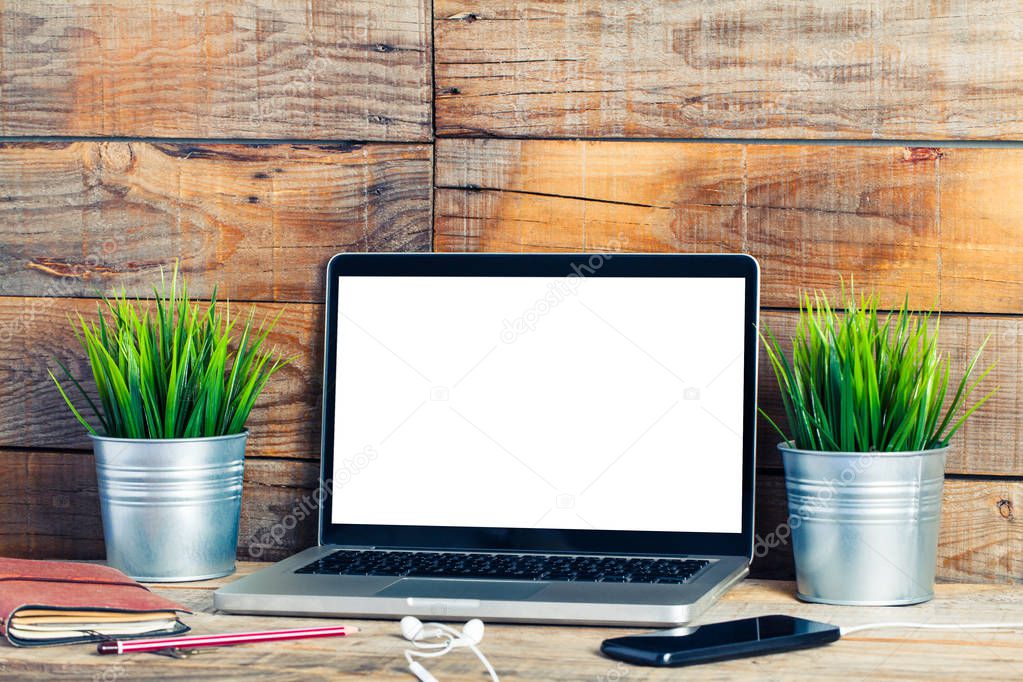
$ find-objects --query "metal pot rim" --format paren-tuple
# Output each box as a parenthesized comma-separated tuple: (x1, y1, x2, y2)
(89, 429, 249, 445)
(777, 440, 949, 458)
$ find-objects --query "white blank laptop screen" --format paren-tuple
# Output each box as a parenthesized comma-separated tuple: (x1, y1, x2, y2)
(332, 276, 746, 534)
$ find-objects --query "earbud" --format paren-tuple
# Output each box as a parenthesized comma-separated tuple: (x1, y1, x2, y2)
(401, 616, 426, 641)
(400, 616, 499, 681)
(401, 616, 448, 645)
(462, 618, 484, 644)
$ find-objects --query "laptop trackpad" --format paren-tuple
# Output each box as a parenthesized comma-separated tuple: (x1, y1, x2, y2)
(376, 579, 545, 601)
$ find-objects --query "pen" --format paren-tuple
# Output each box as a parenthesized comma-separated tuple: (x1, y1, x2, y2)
(96, 624, 358, 655)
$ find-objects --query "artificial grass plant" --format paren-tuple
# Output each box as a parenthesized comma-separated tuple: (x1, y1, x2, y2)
(760, 286, 995, 452)
(50, 265, 291, 439)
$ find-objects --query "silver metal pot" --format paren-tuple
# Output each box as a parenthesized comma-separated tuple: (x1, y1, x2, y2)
(779, 442, 947, 606)
(90, 431, 247, 582)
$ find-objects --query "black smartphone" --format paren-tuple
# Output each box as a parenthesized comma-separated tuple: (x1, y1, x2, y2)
(601, 614, 840, 667)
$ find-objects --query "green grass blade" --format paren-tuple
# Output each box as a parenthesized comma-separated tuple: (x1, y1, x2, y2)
(760, 284, 995, 453)
(50, 260, 290, 439)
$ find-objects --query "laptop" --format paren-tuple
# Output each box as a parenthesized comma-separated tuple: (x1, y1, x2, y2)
(214, 253, 759, 626)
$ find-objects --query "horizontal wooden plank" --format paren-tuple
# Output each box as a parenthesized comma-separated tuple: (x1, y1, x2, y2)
(0, 297, 323, 458)
(5, 451, 1019, 583)
(0, 142, 432, 302)
(754, 472, 1023, 584)
(2, 298, 1016, 474)
(435, 139, 1023, 315)
(237, 457, 320, 562)
(756, 311, 1020, 476)
(434, 1, 1023, 139)
(0, 0, 431, 140)
(0, 450, 318, 563)
(0, 449, 104, 559)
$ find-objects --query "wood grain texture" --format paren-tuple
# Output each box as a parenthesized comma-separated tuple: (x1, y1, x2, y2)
(435, 0, 1023, 139)
(0, 450, 104, 559)
(0, 141, 431, 303)
(436, 139, 1023, 476)
(0, 297, 323, 458)
(3, 296, 1016, 473)
(0, 0, 431, 140)
(754, 473, 1023, 584)
(0, 450, 318, 563)
(4, 573, 1023, 680)
(5, 450, 1020, 583)
(435, 138, 1023, 314)
(756, 311, 1020, 477)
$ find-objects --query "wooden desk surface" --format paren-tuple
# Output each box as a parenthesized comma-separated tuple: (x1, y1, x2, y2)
(2, 563, 1021, 680)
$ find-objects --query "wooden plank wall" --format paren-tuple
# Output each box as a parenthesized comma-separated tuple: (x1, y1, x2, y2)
(0, 1, 434, 562)
(1, 0, 1021, 583)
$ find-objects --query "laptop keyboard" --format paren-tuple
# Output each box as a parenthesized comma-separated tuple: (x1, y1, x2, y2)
(295, 550, 709, 584)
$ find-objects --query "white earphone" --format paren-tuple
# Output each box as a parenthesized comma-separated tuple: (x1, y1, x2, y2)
(400, 616, 499, 681)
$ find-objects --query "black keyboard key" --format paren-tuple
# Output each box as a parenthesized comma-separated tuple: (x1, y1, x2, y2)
(295, 551, 709, 584)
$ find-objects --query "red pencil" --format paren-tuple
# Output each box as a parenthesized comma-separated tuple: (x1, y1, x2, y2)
(96, 624, 358, 655)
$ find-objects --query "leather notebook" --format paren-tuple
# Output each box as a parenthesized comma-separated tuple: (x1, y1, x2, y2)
(0, 558, 191, 647)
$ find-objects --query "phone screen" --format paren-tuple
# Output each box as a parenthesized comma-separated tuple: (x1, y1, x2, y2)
(601, 615, 840, 667)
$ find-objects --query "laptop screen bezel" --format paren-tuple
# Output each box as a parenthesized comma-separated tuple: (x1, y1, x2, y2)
(317, 253, 758, 560)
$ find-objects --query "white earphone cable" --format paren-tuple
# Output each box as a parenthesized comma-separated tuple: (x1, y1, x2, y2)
(406, 640, 450, 651)
(406, 645, 455, 661)
(465, 641, 500, 681)
(431, 623, 470, 641)
(402, 618, 499, 682)
(841, 621, 1023, 637)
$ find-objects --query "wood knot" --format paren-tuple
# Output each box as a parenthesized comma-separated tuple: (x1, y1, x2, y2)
(904, 147, 944, 163)
(997, 499, 1014, 520)
(98, 142, 136, 173)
